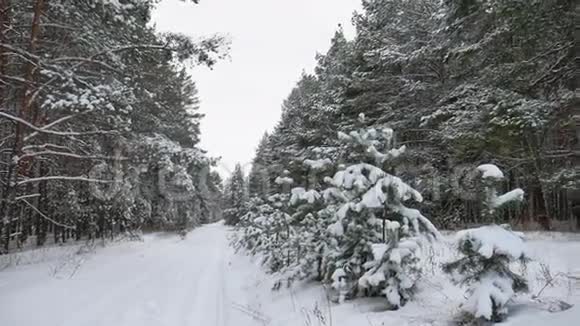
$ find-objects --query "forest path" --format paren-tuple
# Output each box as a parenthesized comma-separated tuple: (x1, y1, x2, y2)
(0, 222, 258, 326)
(3, 224, 580, 326)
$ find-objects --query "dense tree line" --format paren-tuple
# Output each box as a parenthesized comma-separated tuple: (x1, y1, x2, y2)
(230, 2, 576, 321)
(246, 0, 577, 230)
(235, 115, 532, 323)
(0, 0, 227, 252)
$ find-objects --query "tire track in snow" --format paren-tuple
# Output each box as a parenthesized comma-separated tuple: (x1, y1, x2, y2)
(184, 224, 229, 326)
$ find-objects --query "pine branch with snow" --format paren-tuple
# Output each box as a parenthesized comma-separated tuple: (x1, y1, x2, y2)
(443, 165, 528, 322)
(301, 124, 441, 308)
(477, 164, 525, 221)
(444, 225, 530, 322)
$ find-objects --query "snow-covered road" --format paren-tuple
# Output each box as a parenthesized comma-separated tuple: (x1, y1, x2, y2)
(0, 223, 253, 326)
(1, 224, 579, 326)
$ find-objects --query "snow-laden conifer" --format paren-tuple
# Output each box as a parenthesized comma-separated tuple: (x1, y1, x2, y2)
(444, 164, 528, 322)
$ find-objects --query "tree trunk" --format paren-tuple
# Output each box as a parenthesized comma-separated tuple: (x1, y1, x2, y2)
(0, 0, 11, 253)
(0, 0, 44, 253)
(0, 0, 9, 85)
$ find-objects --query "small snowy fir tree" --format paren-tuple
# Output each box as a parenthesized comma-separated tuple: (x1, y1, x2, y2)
(234, 197, 269, 252)
(236, 175, 294, 276)
(444, 164, 528, 323)
(320, 115, 440, 309)
(279, 158, 335, 286)
(444, 225, 530, 323)
(477, 164, 525, 223)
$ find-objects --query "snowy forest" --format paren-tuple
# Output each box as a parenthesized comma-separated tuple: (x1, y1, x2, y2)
(221, 0, 578, 324)
(0, 0, 227, 252)
(226, 0, 577, 230)
(0, 0, 579, 326)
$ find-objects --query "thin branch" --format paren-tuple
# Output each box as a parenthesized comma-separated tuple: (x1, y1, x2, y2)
(529, 51, 570, 89)
(0, 133, 14, 148)
(39, 23, 77, 31)
(21, 199, 76, 230)
(19, 150, 125, 161)
(15, 193, 40, 201)
(0, 48, 40, 67)
(0, 111, 117, 137)
(91, 44, 168, 60)
(0, 73, 36, 86)
(17, 175, 116, 186)
(23, 113, 79, 141)
(50, 57, 120, 73)
(0, 43, 40, 63)
(22, 143, 71, 152)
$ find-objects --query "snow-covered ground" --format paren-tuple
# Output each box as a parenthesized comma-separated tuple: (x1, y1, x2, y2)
(1, 223, 579, 326)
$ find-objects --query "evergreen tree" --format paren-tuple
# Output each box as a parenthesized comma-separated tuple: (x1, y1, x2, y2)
(444, 164, 528, 323)
(224, 164, 248, 225)
(0, 0, 228, 250)
(244, 0, 575, 230)
(248, 133, 271, 199)
(318, 117, 440, 308)
(238, 115, 441, 309)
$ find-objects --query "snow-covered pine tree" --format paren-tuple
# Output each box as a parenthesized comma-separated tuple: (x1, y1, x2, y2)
(204, 171, 225, 223)
(224, 164, 248, 225)
(235, 177, 294, 278)
(134, 134, 207, 232)
(0, 0, 228, 250)
(444, 163, 528, 323)
(307, 115, 441, 309)
(278, 158, 335, 285)
(234, 197, 268, 252)
(248, 133, 272, 199)
(477, 164, 525, 223)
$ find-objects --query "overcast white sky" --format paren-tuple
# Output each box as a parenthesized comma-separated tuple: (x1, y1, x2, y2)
(153, 0, 360, 176)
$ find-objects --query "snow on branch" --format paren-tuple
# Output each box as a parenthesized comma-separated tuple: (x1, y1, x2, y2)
(50, 57, 120, 73)
(390, 203, 441, 240)
(0, 111, 117, 137)
(303, 158, 332, 170)
(17, 176, 116, 186)
(477, 163, 524, 211)
(21, 199, 76, 230)
(289, 187, 321, 205)
(14, 193, 41, 201)
(360, 174, 423, 209)
(0, 43, 41, 63)
(367, 144, 406, 164)
(338, 127, 405, 164)
(493, 189, 524, 208)
(321, 187, 348, 202)
(455, 225, 527, 259)
(19, 151, 125, 161)
(446, 225, 530, 321)
(326, 163, 386, 190)
(274, 176, 294, 185)
(22, 143, 73, 152)
(89, 44, 169, 62)
(477, 164, 504, 179)
(0, 74, 36, 86)
(463, 273, 515, 320)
